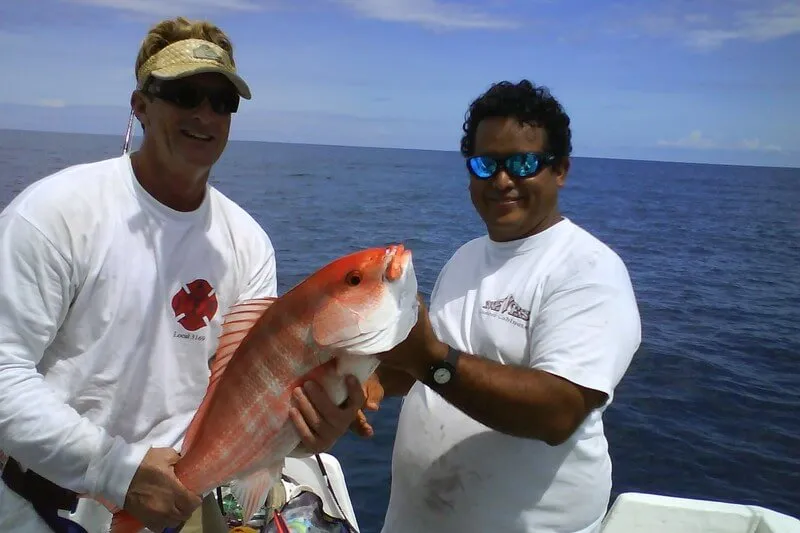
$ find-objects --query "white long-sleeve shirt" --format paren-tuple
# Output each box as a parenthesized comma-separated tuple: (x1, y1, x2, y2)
(0, 154, 277, 532)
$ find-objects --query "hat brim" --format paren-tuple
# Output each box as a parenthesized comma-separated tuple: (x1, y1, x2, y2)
(149, 65, 252, 100)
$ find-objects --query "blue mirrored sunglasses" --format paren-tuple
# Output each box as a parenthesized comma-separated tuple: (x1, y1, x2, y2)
(466, 152, 556, 180)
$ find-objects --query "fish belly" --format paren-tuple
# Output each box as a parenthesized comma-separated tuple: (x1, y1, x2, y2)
(175, 332, 332, 494)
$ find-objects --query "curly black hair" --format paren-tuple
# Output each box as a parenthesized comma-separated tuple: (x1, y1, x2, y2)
(459, 79, 572, 163)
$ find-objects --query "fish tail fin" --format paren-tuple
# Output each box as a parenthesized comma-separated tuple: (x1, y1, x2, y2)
(229, 460, 283, 522)
(109, 510, 144, 533)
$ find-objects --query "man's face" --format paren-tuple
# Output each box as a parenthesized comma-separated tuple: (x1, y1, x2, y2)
(468, 116, 568, 242)
(132, 72, 236, 173)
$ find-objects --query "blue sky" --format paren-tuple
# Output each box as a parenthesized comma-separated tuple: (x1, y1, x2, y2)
(1, 0, 799, 167)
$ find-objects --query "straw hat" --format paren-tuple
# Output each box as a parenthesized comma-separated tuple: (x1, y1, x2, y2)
(136, 38, 251, 99)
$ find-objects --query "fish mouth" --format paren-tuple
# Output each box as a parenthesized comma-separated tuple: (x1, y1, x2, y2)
(383, 244, 411, 282)
(383, 243, 418, 321)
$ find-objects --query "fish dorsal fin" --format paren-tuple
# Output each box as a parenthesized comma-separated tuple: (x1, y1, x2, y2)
(229, 461, 284, 522)
(180, 297, 277, 455)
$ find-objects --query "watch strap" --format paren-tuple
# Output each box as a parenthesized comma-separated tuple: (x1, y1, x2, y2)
(424, 345, 460, 388)
(445, 344, 460, 368)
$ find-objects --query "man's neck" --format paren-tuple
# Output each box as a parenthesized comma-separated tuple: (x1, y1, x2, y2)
(489, 209, 564, 243)
(130, 150, 209, 212)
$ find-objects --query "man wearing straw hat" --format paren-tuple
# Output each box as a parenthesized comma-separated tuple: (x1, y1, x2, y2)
(0, 16, 364, 533)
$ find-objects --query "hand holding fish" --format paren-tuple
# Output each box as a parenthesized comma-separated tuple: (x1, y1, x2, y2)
(350, 296, 444, 438)
(105, 244, 420, 532)
(289, 374, 367, 452)
(122, 447, 202, 532)
(378, 295, 449, 381)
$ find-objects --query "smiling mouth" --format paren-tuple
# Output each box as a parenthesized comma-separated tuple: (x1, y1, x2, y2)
(181, 129, 213, 141)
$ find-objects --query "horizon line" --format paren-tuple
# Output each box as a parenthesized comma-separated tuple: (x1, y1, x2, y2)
(1, 127, 798, 171)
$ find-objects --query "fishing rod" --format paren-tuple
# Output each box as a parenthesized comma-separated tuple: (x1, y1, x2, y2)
(121, 109, 135, 155)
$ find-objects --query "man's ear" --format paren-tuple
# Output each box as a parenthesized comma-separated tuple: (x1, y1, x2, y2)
(554, 156, 570, 187)
(131, 90, 148, 130)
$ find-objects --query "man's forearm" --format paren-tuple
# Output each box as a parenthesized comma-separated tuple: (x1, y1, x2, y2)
(0, 362, 149, 507)
(375, 364, 416, 398)
(421, 352, 596, 445)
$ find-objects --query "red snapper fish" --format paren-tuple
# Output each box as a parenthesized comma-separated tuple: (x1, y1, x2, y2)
(109, 244, 419, 533)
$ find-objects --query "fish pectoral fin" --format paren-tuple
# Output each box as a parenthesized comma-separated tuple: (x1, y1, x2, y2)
(181, 296, 278, 455)
(229, 460, 284, 522)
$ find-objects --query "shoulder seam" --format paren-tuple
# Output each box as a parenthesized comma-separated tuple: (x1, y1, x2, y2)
(14, 211, 72, 265)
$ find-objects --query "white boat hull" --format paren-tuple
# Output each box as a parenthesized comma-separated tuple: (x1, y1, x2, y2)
(258, 456, 800, 533)
(281, 453, 360, 530)
(602, 492, 800, 533)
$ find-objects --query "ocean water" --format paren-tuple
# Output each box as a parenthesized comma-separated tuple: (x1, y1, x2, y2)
(1, 128, 798, 530)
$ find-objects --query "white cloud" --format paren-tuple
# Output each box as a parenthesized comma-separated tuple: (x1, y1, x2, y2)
(657, 130, 717, 149)
(60, 0, 517, 29)
(619, 1, 800, 50)
(657, 130, 783, 152)
(63, 0, 264, 16)
(736, 138, 783, 152)
(686, 2, 800, 49)
(38, 99, 67, 108)
(335, 0, 518, 30)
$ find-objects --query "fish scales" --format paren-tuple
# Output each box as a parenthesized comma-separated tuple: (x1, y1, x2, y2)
(106, 244, 418, 533)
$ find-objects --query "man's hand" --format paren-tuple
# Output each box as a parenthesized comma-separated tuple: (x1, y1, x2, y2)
(379, 294, 448, 381)
(289, 374, 366, 453)
(350, 373, 385, 438)
(123, 447, 201, 531)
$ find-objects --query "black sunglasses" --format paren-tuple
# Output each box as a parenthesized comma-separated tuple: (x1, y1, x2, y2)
(143, 78, 240, 115)
(466, 152, 556, 180)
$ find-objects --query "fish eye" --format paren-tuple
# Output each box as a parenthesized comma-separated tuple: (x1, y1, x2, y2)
(345, 270, 362, 286)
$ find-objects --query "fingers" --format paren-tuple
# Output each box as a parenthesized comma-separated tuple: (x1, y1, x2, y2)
(294, 382, 325, 427)
(356, 410, 374, 437)
(363, 375, 384, 411)
(161, 450, 201, 513)
(132, 487, 196, 531)
(125, 448, 202, 531)
(158, 449, 202, 520)
(289, 384, 322, 452)
(161, 470, 200, 523)
(290, 376, 371, 452)
(289, 403, 318, 449)
(349, 409, 374, 438)
(163, 448, 181, 463)
(344, 375, 366, 412)
(172, 481, 202, 515)
(306, 380, 344, 424)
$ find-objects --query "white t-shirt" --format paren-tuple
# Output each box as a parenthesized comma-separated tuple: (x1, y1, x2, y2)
(0, 154, 277, 532)
(381, 218, 641, 533)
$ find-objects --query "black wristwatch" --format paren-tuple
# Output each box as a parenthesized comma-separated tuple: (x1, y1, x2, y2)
(425, 345, 460, 387)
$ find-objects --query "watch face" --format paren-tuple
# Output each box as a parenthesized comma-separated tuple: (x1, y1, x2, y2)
(433, 367, 451, 384)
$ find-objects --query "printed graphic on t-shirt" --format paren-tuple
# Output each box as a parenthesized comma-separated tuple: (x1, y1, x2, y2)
(480, 294, 531, 329)
(171, 279, 218, 338)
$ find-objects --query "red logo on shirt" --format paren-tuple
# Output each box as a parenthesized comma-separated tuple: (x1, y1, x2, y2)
(171, 279, 218, 332)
